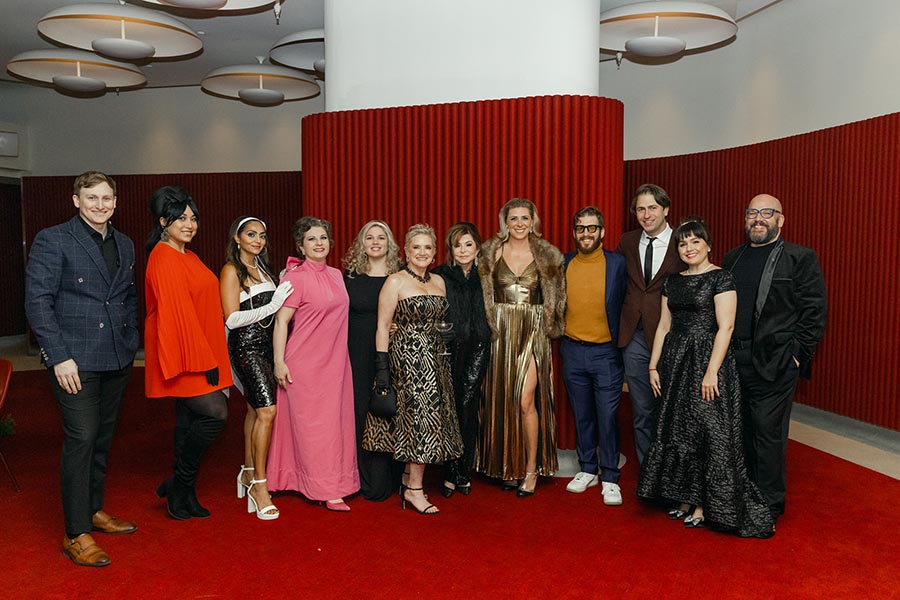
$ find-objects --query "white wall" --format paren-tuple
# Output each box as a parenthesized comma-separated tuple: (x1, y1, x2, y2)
(600, 0, 900, 159)
(0, 82, 324, 177)
(325, 0, 600, 111)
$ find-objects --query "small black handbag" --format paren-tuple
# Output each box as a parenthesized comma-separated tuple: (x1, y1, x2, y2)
(369, 385, 398, 419)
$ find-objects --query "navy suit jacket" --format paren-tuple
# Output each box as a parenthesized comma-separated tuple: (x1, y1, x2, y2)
(564, 248, 626, 345)
(25, 215, 139, 371)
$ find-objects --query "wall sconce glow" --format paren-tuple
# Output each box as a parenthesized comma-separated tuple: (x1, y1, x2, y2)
(37, 3, 201, 60)
(600, 1, 737, 58)
(7, 49, 146, 94)
(201, 64, 320, 107)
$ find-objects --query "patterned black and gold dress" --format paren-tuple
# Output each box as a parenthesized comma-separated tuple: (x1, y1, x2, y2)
(636, 269, 774, 538)
(477, 257, 558, 479)
(362, 295, 463, 464)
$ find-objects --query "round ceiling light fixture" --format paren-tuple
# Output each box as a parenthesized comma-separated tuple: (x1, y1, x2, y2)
(269, 29, 325, 77)
(37, 3, 201, 60)
(140, 0, 274, 10)
(7, 49, 146, 94)
(202, 63, 320, 107)
(600, 1, 737, 58)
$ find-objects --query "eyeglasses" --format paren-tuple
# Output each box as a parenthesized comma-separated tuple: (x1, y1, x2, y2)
(745, 208, 781, 219)
(574, 224, 601, 234)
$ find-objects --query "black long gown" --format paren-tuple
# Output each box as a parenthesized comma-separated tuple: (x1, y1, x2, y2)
(432, 263, 491, 486)
(344, 272, 403, 501)
(636, 269, 774, 538)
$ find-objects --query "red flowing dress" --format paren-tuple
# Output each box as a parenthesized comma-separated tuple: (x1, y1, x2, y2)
(144, 242, 232, 398)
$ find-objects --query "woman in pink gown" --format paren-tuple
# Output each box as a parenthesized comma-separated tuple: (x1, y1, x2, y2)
(268, 217, 360, 511)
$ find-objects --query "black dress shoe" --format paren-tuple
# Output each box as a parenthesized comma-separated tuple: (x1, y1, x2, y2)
(668, 508, 689, 520)
(501, 480, 518, 492)
(684, 516, 705, 528)
(440, 482, 455, 498)
(456, 482, 472, 496)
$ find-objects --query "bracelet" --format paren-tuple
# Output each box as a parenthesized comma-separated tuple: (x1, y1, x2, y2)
(648, 368, 657, 371)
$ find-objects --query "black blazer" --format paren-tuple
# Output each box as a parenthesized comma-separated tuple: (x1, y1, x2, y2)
(25, 215, 139, 371)
(723, 239, 827, 382)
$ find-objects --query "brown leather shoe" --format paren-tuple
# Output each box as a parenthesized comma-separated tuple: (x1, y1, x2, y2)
(62, 533, 111, 567)
(92, 510, 137, 534)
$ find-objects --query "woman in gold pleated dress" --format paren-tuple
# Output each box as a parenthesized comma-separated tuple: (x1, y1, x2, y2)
(478, 198, 566, 496)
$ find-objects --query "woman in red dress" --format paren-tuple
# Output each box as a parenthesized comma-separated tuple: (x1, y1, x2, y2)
(144, 186, 233, 520)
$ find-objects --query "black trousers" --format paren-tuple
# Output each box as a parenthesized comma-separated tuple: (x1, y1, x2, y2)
(735, 354, 798, 517)
(49, 365, 132, 537)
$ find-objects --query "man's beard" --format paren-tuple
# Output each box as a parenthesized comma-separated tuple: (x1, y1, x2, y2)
(746, 221, 779, 244)
(577, 237, 602, 254)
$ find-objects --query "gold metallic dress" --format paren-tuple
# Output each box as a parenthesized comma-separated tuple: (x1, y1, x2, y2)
(477, 257, 558, 479)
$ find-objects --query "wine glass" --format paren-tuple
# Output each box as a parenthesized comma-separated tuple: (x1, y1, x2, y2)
(435, 321, 453, 356)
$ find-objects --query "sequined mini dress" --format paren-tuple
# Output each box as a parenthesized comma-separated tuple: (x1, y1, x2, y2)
(227, 274, 277, 409)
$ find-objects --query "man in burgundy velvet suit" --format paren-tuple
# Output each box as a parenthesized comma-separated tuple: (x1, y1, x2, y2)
(723, 194, 827, 520)
(615, 184, 686, 465)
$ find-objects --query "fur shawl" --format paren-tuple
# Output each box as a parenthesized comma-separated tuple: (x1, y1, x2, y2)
(478, 235, 567, 339)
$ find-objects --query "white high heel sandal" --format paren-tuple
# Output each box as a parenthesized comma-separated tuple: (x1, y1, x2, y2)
(236, 465, 254, 499)
(247, 479, 280, 521)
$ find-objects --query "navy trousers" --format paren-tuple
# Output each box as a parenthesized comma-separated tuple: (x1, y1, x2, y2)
(561, 337, 623, 483)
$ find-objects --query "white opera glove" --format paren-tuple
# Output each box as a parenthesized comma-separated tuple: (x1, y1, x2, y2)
(225, 281, 294, 330)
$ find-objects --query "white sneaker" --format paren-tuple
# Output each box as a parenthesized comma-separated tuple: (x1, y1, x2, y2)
(566, 471, 599, 493)
(601, 482, 623, 505)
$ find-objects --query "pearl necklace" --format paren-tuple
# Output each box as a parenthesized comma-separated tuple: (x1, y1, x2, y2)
(686, 263, 715, 275)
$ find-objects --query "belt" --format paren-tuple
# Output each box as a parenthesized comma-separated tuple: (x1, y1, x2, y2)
(563, 336, 612, 347)
(732, 338, 752, 350)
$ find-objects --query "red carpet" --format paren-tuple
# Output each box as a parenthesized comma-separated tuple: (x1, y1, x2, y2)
(1, 369, 899, 600)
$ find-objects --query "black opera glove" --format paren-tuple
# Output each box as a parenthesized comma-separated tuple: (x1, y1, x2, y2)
(373, 352, 391, 392)
(205, 367, 219, 386)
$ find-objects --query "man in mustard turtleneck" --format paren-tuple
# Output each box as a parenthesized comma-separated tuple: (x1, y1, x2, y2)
(561, 207, 627, 505)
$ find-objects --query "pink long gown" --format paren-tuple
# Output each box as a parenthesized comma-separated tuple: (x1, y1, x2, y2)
(267, 257, 360, 500)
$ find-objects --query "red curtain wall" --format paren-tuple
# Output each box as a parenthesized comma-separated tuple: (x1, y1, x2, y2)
(624, 112, 900, 431)
(302, 95, 626, 448)
(21, 171, 303, 336)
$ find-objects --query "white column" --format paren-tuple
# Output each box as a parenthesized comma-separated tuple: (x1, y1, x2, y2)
(325, 0, 600, 111)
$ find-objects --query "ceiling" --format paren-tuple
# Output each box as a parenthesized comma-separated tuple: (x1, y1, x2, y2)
(0, 0, 781, 90)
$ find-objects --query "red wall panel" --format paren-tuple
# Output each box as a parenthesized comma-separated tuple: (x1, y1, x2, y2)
(21, 171, 303, 338)
(624, 113, 900, 431)
(302, 95, 625, 449)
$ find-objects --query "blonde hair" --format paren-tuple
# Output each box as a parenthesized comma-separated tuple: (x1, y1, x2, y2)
(342, 220, 401, 275)
(403, 224, 437, 259)
(497, 197, 542, 241)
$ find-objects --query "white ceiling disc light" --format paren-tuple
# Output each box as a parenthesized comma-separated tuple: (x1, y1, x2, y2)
(7, 49, 146, 93)
(600, 1, 737, 58)
(37, 3, 201, 60)
(269, 29, 325, 76)
(201, 64, 320, 106)
(141, 0, 275, 10)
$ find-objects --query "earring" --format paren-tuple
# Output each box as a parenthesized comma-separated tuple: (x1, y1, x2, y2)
(431, 257, 436, 265)
(160, 230, 170, 242)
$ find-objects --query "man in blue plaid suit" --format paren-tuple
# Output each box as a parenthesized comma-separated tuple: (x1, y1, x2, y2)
(25, 171, 140, 567)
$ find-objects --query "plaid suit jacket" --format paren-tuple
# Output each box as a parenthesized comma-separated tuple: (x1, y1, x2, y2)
(25, 215, 139, 371)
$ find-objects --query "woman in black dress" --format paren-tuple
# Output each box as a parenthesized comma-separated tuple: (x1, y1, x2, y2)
(432, 222, 492, 497)
(219, 216, 293, 520)
(342, 220, 403, 500)
(637, 217, 774, 538)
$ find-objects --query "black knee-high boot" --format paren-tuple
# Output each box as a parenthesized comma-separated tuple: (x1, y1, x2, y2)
(172, 413, 226, 519)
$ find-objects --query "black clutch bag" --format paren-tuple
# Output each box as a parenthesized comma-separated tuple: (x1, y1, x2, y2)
(369, 386, 398, 419)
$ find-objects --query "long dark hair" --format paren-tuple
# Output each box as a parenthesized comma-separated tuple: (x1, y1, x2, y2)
(226, 216, 276, 292)
(146, 186, 199, 252)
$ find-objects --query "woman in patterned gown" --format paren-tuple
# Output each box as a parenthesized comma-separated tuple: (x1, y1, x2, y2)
(362, 224, 462, 514)
(220, 216, 294, 520)
(342, 220, 403, 501)
(478, 198, 566, 497)
(637, 217, 775, 538)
